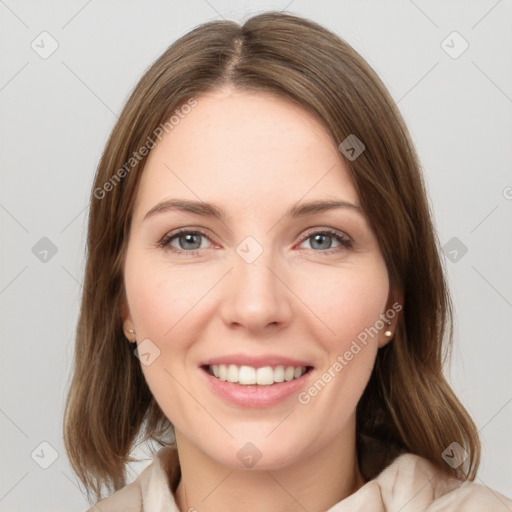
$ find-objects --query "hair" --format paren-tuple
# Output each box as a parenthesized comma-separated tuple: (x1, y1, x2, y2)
(63, 10, 481, 503)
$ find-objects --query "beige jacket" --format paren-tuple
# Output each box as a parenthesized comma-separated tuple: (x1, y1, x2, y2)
(88, 447, 512, 511)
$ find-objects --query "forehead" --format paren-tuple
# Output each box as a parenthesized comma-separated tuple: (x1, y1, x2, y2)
(134, 88, 359, 217)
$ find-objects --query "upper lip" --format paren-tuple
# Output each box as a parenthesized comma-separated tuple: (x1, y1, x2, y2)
(201, 354, 313, 368)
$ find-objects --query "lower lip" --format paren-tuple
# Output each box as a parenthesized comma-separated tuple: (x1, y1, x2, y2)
(201, 368, 313, 408)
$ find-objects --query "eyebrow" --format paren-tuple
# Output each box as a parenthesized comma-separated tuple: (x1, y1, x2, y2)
(144, 199, 363, 222)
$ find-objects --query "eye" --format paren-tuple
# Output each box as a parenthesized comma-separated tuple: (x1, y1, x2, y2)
(297, 229, 353, 253)
(159, 229, 213, 254)
(159, 227, 353, 256)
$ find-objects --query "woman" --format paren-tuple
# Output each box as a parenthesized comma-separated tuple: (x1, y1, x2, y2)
(63, 11, 512, 511)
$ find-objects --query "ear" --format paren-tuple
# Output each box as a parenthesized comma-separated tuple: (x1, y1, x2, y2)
(119, 295, 136, 341)
(377, 288, 403, 349)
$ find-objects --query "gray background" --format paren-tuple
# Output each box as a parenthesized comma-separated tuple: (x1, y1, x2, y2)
(1, 0, 511, 510)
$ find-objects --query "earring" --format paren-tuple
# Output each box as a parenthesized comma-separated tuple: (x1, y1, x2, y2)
(384, 318, 392, 338)
(128, 328, 136, 343)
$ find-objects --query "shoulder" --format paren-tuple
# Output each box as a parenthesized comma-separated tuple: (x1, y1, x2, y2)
(87, 479, 142, 512)
(376, 453, 512, 511)
(86, 446, 179, 512)
(427, 478, 512, 511)
(330, 453, 512, 511)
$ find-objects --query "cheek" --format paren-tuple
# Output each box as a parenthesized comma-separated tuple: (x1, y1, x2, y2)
(124, 250, 211, 345)
(299, 262, 388, 405)
(123, 251, 210, 424)
(123, 249, 223, 414)
(294, 259, 390, 349)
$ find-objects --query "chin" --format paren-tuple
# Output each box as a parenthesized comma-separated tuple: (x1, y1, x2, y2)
(199, 435, 311, 472)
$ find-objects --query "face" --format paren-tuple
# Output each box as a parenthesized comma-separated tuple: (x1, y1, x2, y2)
(122, 87, 396, 471)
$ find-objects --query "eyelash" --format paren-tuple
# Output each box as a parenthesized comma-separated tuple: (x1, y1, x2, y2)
(158, 228, 353, 256)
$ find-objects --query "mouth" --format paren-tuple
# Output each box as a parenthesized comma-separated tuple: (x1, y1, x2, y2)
(201, 364, 313, 386)
(199, 355, 315, 407)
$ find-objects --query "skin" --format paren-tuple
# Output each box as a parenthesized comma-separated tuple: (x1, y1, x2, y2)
(121, 86, 399, 512)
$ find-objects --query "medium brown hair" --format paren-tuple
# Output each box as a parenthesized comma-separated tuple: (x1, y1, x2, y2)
(63, 11, 480, 503)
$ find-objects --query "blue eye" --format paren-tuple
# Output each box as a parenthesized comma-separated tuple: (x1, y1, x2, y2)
(160, 229, 211, 253)
(299, 230, 353, 253)
(159, 228, 353, 255)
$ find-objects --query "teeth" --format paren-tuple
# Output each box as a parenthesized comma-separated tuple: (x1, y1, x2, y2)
(256, 366, 274, 385)
(284, 366, 295, 381)
(274, 365, 285, 382)
(239, 365, 256, 385)
(227, 364, 238, 383)
(208, 364, 307, 386)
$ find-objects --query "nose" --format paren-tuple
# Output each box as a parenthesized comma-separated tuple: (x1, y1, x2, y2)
(217, 245, 293, 335)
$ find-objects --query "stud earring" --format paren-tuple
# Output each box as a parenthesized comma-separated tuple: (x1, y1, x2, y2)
(128, 328, 136, 343)
(384, 318, 392, 338)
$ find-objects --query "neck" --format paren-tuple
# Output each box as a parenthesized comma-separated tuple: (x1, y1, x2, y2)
(171, 423, 364, 512)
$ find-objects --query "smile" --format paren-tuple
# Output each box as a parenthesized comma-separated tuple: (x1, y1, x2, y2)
(206, 364, 310, 386)
(200, 355, 314, 407)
